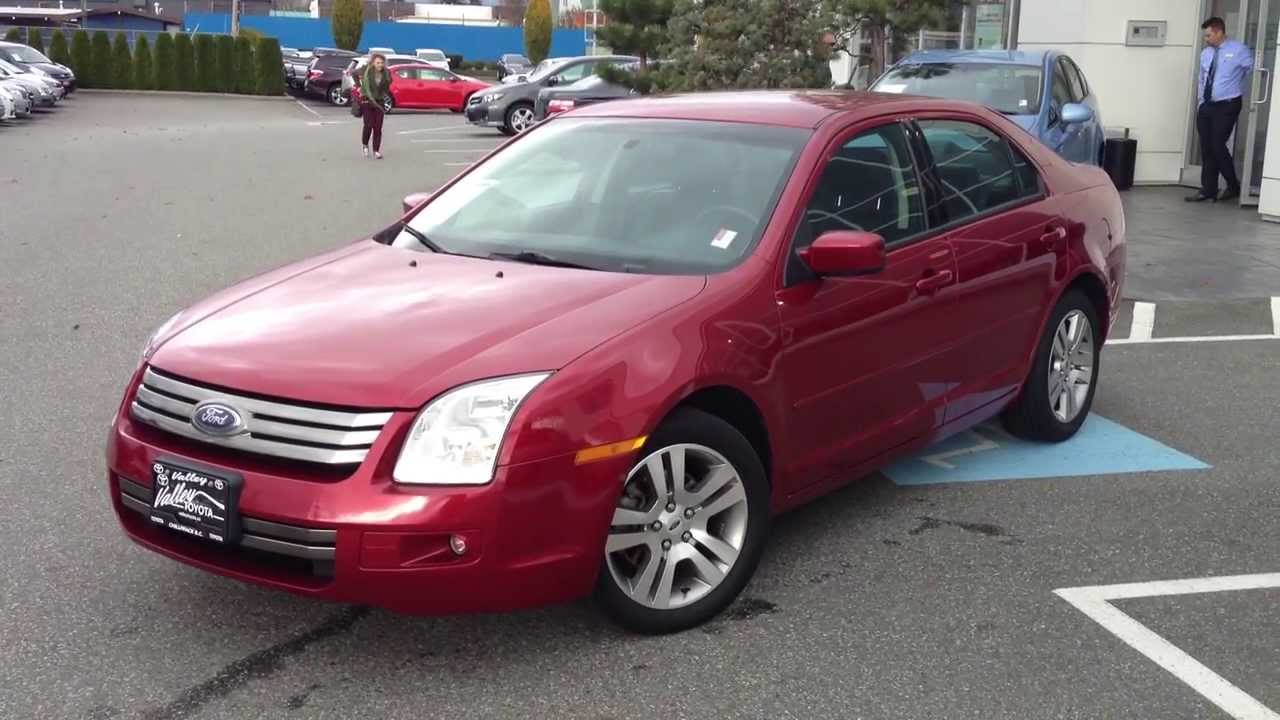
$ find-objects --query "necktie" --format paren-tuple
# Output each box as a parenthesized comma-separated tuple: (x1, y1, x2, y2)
(1204, 47, 1219, 103)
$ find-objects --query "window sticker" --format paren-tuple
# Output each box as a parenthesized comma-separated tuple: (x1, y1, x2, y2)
(711, 228, 738, 249)
(877, 83, 908, 94)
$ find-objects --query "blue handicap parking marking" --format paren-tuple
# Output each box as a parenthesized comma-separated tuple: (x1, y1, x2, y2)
(884, 416, 1210, 486)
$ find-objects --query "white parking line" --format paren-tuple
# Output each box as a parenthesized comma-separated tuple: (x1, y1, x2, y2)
(422, 149, 496, 153)
(410, 138, 496, 144)
(1271, 296, 1280, 336)
(294, 100, 322, 119)
(1129, 301, 1156, 341)
(1055, 573, 1280, 720)
(1106, 334, 1280, 346)
(398, 125, 480, 135)
(443, 162, 473, 167)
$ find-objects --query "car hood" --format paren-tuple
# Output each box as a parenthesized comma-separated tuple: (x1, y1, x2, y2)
(33, 62, 70, 77)
(151, 241, 707, 408)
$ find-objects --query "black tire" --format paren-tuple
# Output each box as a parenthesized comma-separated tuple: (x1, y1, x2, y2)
(1001, 289, 1101, 442)
(502, 102, 534, 136)
(594, 408, 770, 635)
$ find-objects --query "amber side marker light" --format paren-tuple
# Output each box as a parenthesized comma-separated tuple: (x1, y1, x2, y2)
(574, 437, 648, 465)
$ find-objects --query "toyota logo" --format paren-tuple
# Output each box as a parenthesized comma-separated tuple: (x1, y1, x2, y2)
(190, 400, 247, 437)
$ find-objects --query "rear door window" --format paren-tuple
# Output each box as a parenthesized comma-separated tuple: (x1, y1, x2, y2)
(917, 120, 1038, 223)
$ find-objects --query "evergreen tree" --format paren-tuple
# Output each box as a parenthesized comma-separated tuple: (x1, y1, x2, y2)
(595, 0, 672, 92)
(90, 31, 112, 89)
(48, 30, 70, 67)
(3, 28, 20, 43)
(523, 0, 552, 64)
(154, 33, 177, 90)
(331, 0, 364, 51)
(133, 35, 155, 90)
(215, 35, 235, 92)
(254, 37, 284, 95)
(824, 0, 948, 80)
(70, 30, 92, 85)
(233, 35, 255, 94)
(25, 27, 44, 54)
(111, 32, 133, 89)
(174, 33, 194, 90)
(194, 34, 216, 91)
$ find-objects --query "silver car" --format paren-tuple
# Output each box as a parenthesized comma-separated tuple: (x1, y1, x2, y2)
(0, 58, 59, 105)
(0, 82, 33, 117)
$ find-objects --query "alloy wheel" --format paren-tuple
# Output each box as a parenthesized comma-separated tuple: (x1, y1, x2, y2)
(606, 444, 749, 610)
(1047, 309, 1094, 423)
(329, 85, 347, 106)
(509, 106, 534, 133)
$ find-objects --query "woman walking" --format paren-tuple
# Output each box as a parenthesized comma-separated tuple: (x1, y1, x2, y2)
(360, 53, 391, 159)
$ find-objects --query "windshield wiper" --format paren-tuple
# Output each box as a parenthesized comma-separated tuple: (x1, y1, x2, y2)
(399, 222, 443, 253)
(488, 250, 598, 271)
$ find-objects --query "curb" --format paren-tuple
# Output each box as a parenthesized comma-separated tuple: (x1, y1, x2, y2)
(76, 89, 294, 101)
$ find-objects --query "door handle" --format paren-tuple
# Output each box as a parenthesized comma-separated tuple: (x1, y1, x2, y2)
(1040, 226, 1067, 248)
(1255, 67, 1271, 105)
(915, 269, 954, 294)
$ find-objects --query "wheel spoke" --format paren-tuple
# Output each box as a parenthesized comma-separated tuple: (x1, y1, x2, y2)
(1061, 384, 1076, 419)
(652, 553, 678, 609)
(606, 531, 650, 553)
(691, 528, 739, 567)
(1052, 331, 1067, 364)
(687, 463, 737, 507)
(700, 481, 747, 518)
(629, 549, 662, 602)
(1047, 373, 1065, 400)
(645, 454, 672, 502)
(668, 446, 690, 506)
(1066, 313, 1084, 350)
(1073, 365, 1094, 386)
(687, 546, 726, 586)
(612, 506, 658, 527)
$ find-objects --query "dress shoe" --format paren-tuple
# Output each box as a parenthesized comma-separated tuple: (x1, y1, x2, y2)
(1219, 187, 1241, 202)
(1185, 192, 1218, 202)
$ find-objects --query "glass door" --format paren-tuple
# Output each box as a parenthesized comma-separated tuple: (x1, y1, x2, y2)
(1239, 0, 1276, 205)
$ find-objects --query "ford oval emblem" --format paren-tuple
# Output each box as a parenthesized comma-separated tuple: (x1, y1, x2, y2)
(190, 400, 246, 437)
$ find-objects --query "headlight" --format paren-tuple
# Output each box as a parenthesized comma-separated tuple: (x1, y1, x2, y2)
(141, 311, 183, 362)
(481, 91, 504, 103)
(393, 373, 550, 486)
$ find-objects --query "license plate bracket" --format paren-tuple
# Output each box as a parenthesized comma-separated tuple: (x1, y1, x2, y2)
(149, 458, 243, 544)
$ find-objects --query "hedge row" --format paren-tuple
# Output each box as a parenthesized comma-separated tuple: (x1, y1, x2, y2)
(40, 29, 284, 95)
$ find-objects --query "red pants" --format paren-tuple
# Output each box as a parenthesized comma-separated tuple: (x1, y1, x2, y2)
(361, 103, 384, 152)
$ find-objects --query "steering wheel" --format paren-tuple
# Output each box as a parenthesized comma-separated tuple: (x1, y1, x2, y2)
(692, 204, 759, 232)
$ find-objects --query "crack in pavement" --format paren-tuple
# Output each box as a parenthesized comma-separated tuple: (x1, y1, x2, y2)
(142, 605, 370, 720)
(908, 516, 1022, 544)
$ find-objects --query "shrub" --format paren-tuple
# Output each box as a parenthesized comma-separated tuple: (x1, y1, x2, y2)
(3, 28, 21, 43)
(154, 33, 176, 90)
(70, 30, 91, 84)
(331, 0, 363, 51)
(90, 31, 112, 89)
(233, 35, 255, 94)
(215, 35, 234, 92)
(523, 0, 551, 64)
(446, 53, 462, 68)
(194, 34, 215, 91)
(254, 36, 284, 95)
(133, 35, 154, 90)
(111, 32, 132, 88)
(174, 33, 194, 90)
(26, 27, 44, 54)
(49, 30, 70, 67)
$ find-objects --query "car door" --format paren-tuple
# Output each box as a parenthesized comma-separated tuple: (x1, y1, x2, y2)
(1063, 55, 1104, 165)
(391, 67, 418, 107)
(776, 119, 961, 488)
(419, 68, 456, 107)
(1042, 57, 1092, 163)
(911, 117, 1066, 423)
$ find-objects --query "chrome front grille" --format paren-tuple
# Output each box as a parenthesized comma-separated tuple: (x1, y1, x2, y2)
(130, 367, 393, 465)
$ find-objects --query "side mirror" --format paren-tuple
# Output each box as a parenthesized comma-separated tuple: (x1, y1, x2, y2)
(448, 76, 460, 82)
(799, 231, 886, 277)
(1060, 102, 1093, 125)
(545, 75, 559, 86)
(402, 191, 432, 215)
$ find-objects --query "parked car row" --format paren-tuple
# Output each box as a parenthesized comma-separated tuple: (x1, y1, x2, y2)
(351, 63, 490, 115)
(0, 41, 72, 121)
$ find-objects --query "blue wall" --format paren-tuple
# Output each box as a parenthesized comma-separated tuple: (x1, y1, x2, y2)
(85, 15, 176, 32)
(183, 13, 586, 61)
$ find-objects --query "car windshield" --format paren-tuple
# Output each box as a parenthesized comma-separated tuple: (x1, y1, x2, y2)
(0, 58, 26, 74)
(1, 45, 52, 63)
(527, 58, 570, 81)
(874, 62, 1044, 115)
(503, 54, 530, 64)
(392, 118, 808, 275)
(420, 50, 446, 60)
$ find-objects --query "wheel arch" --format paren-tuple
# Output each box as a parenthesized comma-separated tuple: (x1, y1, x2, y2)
(668, 385, 774, 486)
(1063, 269, 1111, 340)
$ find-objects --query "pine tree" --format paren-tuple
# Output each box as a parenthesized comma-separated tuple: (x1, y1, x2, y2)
(174, 33, 194, 90)
(90, 31, 112, 89)
(523, 0, 552, 64)
(70, 30, 92, 85)
(215, 35, 235, 92)
(254, 37, 284, 95)
(595, 0, 672, 92)
(25, 27, 44, 54)
(233, 35, 255, 94)
(332, 0, 364, 51)
(194, 34, 216, 91)
(133, 35, 155, 90)
(49, 30, 70, 67)
(111, 32, 133, 89)
(3, 28, 21, 43)
(154, 33, 177, 90)
(824, 0, 948, 79)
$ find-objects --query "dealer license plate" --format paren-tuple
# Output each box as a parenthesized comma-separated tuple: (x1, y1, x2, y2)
(149, 459, 242, 544)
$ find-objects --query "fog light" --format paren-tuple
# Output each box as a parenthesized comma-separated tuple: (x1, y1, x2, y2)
(449, 534, 468, 556)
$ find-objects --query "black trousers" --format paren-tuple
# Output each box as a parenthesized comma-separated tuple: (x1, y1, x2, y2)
(361, 102, 385, 152)
(1197, 97, 1243, 195)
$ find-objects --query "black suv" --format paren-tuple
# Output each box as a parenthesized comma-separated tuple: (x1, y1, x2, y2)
(303, 49, 359, 105)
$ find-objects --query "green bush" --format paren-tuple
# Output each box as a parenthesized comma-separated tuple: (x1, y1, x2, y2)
(133, 35, 154, 90)
(174, 33, 194, 90)
(233, 35, 255, 94)
(70, 30, 91, 84)
(524, 0, 551, 64)
(26, 27, 44, 54)
(48, 30, 70, 67)
(110, 32, 132, 88)
(90, 31, 112, 89)
(331, 0, 363, 51)
(194, 34, 215, 91)
(254, 36, 284, 96)
(215, 35, 235, 92)
(154, 33, 176, 90)
(3, 28, 21, 43)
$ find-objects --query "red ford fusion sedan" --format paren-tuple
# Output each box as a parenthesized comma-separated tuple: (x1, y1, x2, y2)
(108, 92, 1125, 634)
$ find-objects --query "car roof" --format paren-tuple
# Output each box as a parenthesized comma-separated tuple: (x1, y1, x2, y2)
(568, 90, 988, 129)
(896, 49, 1050, 67)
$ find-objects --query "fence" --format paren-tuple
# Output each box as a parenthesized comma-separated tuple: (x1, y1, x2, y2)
(184, 13, 586, 61)
(0, 25, 186, 51)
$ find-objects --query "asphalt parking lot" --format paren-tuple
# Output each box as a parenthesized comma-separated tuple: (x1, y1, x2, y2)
(1, 93, 1277, 720)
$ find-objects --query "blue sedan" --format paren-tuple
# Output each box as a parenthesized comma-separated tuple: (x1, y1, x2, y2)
(871, 49, 1105, 166)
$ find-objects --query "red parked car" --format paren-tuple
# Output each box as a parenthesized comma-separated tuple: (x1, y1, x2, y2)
(351, 64, 489, 114)
(108, 92, 1125, 634)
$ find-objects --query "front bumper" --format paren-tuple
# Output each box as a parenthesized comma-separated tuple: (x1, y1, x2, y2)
(465, 100, 504, 127)
(107, 393, 628, 615)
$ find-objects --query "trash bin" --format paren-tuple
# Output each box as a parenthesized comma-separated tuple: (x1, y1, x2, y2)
(1104, 128, 1137, 190)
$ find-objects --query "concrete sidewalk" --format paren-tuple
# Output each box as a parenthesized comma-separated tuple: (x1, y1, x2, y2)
(1122, 186, 1280, 301)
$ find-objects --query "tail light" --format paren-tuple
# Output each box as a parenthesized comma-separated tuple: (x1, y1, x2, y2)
(547, 99, 575, 115)
(308, 69, 322, 79)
